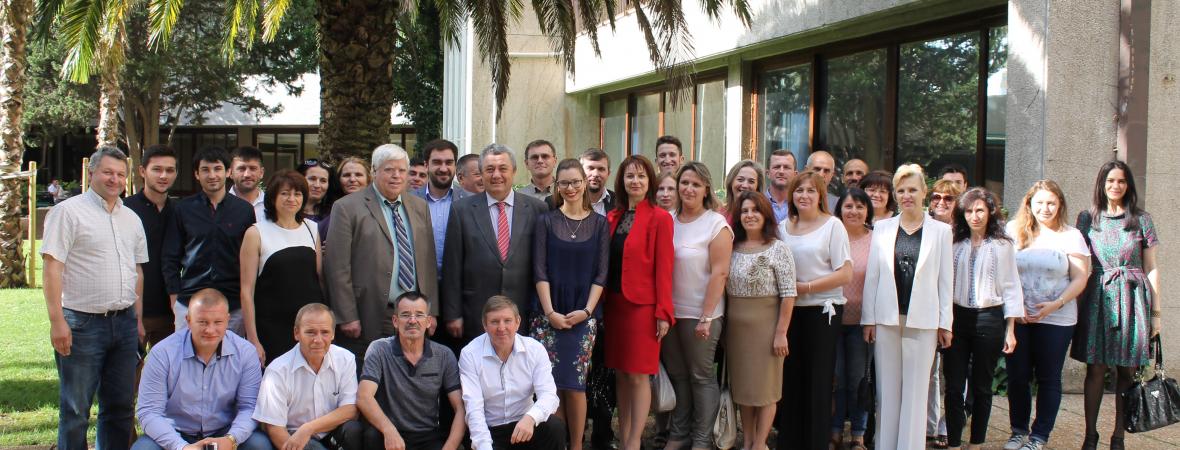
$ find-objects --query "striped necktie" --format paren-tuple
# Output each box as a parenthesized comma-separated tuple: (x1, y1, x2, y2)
(496, 201, 510, 261)
(386, 200, 416, 291)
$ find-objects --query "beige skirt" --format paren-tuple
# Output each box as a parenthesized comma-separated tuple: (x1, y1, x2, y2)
(725, 295, 784, 406)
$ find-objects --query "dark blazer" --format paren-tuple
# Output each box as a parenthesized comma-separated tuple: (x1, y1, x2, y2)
(441, 192, 547, 337)
(324, 187, 438, 340)
(607, 200, 676, 323)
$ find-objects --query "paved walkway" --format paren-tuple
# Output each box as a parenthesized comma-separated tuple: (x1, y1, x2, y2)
(952, 393, 1179, 449)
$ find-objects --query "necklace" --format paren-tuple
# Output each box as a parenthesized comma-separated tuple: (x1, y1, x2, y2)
(569, 216, 586, 239)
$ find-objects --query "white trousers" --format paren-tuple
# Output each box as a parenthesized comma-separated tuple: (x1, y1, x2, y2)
(927, 353, 947, 436)
(874, 316, 938, 450)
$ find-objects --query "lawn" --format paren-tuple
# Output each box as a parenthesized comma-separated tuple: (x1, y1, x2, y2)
(0, 240, 79, 447)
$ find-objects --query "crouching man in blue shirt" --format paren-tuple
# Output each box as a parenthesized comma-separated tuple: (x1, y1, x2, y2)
(133, 288, 271, 450)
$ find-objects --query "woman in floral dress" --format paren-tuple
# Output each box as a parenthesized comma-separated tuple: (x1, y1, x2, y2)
(1072, 160, 1162, 450)
(531, 159, 610, 450)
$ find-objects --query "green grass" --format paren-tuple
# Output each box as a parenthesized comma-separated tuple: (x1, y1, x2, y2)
(0, 287, 84, 447)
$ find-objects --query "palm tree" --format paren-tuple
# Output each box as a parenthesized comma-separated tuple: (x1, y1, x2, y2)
(0, 0, 33, 288)
(164, 0, 750, 162)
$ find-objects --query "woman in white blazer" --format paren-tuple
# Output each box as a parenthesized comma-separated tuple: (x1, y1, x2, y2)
(861, 164, 954, 450)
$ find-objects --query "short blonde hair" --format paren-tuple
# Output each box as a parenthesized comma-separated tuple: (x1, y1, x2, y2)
(930, 179, 963, 197)
(893, 164, 927, 192)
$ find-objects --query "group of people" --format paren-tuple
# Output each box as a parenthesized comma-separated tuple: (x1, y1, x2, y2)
(42, 134, 1160, 450)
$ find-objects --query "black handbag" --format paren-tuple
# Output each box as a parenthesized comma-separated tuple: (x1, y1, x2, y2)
(1121, 335, 1180, 433)
(858, 346, 874, 411)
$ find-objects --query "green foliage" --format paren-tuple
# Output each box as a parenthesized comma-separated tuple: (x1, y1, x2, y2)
(22, 36, 98, 144)
(897, 32, 980, 170)
(391, 1, 443, 155)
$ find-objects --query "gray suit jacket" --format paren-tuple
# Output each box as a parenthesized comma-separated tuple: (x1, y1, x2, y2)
(324, 187, 438, 340)
(441, 192, 546, 337)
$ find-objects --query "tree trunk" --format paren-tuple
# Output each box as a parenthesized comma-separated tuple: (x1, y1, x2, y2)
(316, 0, 398, 163)
(0, 0, 32, 288)
(96, 59, 122, 147)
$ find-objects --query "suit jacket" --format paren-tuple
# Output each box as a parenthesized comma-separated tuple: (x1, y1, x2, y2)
(860, 215, 953, 331)
(324, 187, 438, 340)
(607, 200, 676, 323)
(441, 192, 547, 337)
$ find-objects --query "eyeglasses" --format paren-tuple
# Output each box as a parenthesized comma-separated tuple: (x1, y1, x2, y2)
(397, 312, 429, 322)
(556, 179, 585, 190)
(930, 193, 956, 203)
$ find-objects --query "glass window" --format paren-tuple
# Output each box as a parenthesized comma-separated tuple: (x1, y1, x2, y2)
(897, 32, 980, 182)
(632, 92, 661, 161)
(695, 78, 727, 186)
(985, 26, 1008, 198)
(403, 133, 417, 154)
(602, 97, 628, 173)
(759, 63, 811, 167)
(664, 93, 693, 157)
(303, 134, 319, 161)
(821, 49, 887, 174)
(257, 133, 278, 153)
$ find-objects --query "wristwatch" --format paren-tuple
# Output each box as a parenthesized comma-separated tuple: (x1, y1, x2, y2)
(699, 316, 714, 324)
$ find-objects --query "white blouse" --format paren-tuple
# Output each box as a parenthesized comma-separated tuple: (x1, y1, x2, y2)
(951, 238, 1025, 318)
(779, 215, 852, 318)
(672, 210, 732, 319)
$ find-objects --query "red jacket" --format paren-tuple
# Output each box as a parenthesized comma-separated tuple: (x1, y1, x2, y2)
(608, 200, 676, 323)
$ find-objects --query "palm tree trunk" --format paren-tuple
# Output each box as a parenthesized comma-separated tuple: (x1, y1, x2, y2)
(316, 0, 398, 162)
(0, 0, 32, 288)
(96, 58, 122, 147)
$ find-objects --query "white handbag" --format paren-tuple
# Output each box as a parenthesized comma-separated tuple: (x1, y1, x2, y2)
(714, 360, 737, 449)
(652, 362, 677, 412)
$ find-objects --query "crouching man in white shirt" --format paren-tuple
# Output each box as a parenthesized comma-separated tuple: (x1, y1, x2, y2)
(253, 303, 362, 450)
(460, 295, 567, 450)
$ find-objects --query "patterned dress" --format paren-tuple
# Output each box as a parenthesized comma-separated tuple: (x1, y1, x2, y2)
(1071, 211, 1159, 367)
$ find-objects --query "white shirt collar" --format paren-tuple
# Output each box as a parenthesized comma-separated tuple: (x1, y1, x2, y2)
(486, 190, 515, 208)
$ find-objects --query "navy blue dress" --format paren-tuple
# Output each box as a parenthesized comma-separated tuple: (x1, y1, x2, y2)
(529, 210, 610, 391)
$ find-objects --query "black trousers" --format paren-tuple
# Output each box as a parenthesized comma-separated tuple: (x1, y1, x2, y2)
(489, 417, 568, 450)
(942, 305, 1005, 447)
(777, 305, 841, 450)
(362, 424, 445, 450)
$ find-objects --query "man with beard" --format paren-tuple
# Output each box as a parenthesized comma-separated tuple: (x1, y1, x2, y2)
(765, 149, 796, 222)
(842, 158, 869, 190)
(654, 135, 684, 176)
(579, 148, 615, 215)
(126, 145, 179, 347)
(229, 146, 266, 222)
(415, 139, 470, 272)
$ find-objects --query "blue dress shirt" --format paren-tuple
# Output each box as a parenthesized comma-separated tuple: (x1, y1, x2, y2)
(136, 329, 262, 450)
(415, 185, 455, 271)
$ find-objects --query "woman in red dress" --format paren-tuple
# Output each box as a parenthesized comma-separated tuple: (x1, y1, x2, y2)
(605, 154, 675, 450)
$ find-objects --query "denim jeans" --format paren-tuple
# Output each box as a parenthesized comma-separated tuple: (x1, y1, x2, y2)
(131, 429, 273, 450)
(56, 308, 139, 450)
(1006, 322, 1074, 443)
(832, 324, 871, 436)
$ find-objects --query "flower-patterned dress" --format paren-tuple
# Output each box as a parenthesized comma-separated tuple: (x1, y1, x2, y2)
(1071, 211, 1159, 367)
(725, 239, 797, 406)
(529, 210, 610, 391)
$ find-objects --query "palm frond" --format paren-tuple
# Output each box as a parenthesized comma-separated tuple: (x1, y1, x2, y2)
(97, 0, 134, 69)
(260, 0, 290, 41)
(699, 0, 750, 26)
(469, 0, 524, 120)
(575, 0, 603, 57)
(221, 0, 260, 62)
(531, 0, 576, 73)
(646, 0, 695, 105)
(33, 0, 67, 41)
(433, 0, 467, 47)
(146, 0, 183, 49)
(58, 0, 106, 82)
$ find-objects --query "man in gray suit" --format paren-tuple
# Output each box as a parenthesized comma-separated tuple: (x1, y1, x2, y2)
(441, 143, 546, 342)
(325, 144, 439, 371)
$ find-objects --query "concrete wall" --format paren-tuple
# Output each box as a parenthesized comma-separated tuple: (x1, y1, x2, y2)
(1007, 0, 1177, 381)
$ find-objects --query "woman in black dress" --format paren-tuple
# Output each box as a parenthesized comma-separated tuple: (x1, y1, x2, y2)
(240, 169, 325, 365)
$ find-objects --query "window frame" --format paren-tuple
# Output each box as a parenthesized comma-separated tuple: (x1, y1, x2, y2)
(597, 69, 728, 159)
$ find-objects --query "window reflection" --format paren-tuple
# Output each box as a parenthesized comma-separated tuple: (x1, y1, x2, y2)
(632, 92, 662, 162)
(985, 26, 1008, 198)
(695, 79, 727, 185)
(760, 64, 811, 168)
(602, 98, 628, 178)
(821, 49, 887, 176)
(897, 32, 980, 182)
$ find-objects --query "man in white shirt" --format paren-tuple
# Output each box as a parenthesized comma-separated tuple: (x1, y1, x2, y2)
(253, 303, 361, 450)
(459, 296, 565, 450)
(42, 146, 148, 450)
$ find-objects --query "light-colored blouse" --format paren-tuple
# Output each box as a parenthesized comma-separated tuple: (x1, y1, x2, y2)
(672, 210, 732, 319)
(843, 232, 872, 325)
(1006, 222, 1090, 326)
(779, 215, 852, 319)
(951, 238, 1025, 318)
(727, 239, 797, 299)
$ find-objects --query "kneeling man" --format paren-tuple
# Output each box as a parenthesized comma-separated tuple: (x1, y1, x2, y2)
(460, 296, 566, 450)
(253, 303, 362, 450)
(134, 288, 269, 450)
(358, 292, 466, 450)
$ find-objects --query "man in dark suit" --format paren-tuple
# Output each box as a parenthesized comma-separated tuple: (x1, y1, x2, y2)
(441, 143, 546, 342)
(325, 144, 438, 372)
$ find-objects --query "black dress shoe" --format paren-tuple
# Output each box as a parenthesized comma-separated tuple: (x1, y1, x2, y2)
(1109, 436, 1125, 450)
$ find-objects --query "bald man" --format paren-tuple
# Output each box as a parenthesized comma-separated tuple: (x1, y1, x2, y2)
(806, 151, 839, 212)
(843, 159, 869, 189)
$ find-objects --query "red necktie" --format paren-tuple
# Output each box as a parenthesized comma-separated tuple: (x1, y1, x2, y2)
(496, 202, 510, 261)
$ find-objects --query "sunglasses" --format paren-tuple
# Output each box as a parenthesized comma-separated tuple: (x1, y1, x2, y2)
(930, 193, 956, 203)
(302, 159, 332, 169)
